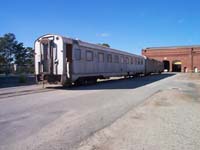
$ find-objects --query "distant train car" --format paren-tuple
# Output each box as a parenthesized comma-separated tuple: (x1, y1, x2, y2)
(144, 57, 164, 75)
(35, 34, 145, 86)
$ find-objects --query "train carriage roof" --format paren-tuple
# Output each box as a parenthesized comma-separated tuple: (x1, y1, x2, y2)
(36, 34, 144, 58)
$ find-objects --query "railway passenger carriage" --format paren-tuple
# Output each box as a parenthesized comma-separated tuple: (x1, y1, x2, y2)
(144, 57, 164, 75)
(35, 34, 160, 85)
(35, 34, 146, 86)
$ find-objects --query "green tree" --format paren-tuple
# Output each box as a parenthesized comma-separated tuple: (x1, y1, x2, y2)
(98, 43, 110, 48)
(14, 43, 26, 65)
(0, 33, 17, 65)
(25, 47, 34, 65)
(14, 43, 34, 65)
(102, 43, 110, 48)
(0, 33, 34, 74)
(14, 44, 34, 73)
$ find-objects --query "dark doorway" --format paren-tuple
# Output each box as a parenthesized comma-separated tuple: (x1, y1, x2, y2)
(66, 44, 72, 63)
(172, 60, 182, 72)
(66, 44, 73, 76)
(184, 67, 188, 73)
(163, 60, 170, 72)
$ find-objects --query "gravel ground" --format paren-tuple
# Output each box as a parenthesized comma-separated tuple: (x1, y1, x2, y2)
(77, 73, 200, 150)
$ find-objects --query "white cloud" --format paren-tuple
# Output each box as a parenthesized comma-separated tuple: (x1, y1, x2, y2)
(96, 33, 110, 37)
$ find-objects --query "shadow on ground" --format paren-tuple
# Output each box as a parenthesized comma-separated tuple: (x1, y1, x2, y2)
(47, 73, 176, 91)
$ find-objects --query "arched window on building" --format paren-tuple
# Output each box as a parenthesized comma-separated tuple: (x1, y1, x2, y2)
(163, 60, 170, 72)
(172, 60, 182, 72)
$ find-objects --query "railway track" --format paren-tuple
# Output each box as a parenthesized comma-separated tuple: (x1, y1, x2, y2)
(0, 88, 55, 99)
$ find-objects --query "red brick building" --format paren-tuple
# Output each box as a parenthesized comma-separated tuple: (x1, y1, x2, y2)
(142, 46, 200, 72)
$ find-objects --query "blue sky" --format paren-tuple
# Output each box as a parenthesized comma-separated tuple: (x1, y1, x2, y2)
(1, 0, 200, 54)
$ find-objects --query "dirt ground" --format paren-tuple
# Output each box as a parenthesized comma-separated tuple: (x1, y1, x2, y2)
(76, 73, 200, 150)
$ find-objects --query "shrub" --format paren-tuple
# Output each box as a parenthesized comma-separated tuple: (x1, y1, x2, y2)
(19, 75, 27, 83)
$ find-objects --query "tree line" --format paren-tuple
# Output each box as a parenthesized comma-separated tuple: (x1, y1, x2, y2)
(0, 33, 34, 74)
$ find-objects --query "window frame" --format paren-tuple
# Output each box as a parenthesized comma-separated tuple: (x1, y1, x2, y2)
(86, 50, 94, 61)
(74, 48, 81, 60)
(107, 54, 112, 63)
(114, 55, 119, 63)
(98, 52, 104, 63)
(125, 57, 129, 64)
(141, 59, 143, 65)
(131, 57, 134, 64)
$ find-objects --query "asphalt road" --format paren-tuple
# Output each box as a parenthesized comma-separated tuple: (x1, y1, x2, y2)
(0, 73, 176, 150)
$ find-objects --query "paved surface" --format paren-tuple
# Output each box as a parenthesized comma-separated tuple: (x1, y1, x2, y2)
(78, 73, 200, 150)
(0, 73, 179, 150)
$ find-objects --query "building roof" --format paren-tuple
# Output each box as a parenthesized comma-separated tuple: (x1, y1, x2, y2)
(145, 45, 200, 50)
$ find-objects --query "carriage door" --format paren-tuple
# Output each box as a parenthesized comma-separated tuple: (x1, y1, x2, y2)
(41, 39, 54, 74)
(41, 42, 49, 73)
(66, 44, 73, 77)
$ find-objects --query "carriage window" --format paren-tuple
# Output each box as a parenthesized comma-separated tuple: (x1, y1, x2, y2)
(86, 51, 93, 61)
(124, 57, 126, 64)
(98, 53, 104, 62)
(107, 54, 112, 63)
(136, 58, 138, 65)
(120, 56, 123, 63)
(131, 57, 134, 64)
(114, 55, 119, 63)
(141, 59, 143, 65)
(42, 43, 48, 60)
(75, 49, 81, 60)
(126, 57, 129, 64)
(130, 57, 132, 64)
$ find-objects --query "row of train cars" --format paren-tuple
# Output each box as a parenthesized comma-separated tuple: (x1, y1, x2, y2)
(35, 34, 164, 86)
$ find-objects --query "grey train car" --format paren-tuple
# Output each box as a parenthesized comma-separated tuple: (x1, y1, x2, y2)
(35, 34, 146, 86)
(144, 57, 164, 75)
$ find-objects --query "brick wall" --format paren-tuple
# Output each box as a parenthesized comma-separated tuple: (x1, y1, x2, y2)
(142, 46, 200, 72)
